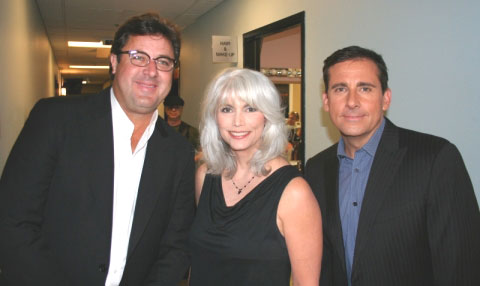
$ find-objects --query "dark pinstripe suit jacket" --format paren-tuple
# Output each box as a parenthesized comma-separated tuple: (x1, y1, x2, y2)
(305, 118, 480, 286)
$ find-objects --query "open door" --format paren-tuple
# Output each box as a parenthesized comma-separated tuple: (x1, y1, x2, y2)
(243, 12, 305, 171)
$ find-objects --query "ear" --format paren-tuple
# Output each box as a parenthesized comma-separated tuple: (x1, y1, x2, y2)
(322, 92, 330, 112)
(110, 54, 118, 74)
(382, 88, 392, 111)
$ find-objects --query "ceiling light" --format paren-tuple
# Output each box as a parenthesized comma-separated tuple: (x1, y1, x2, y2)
(68, 41, 111, 48)
(69, 65, 110, 69)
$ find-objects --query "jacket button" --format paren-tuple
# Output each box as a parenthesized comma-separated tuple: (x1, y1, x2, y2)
(98, 264, 107, 273)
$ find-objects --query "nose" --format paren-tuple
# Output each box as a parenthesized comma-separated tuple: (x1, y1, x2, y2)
(233, 111, 244, 127)
(143, 60, 158, 77)
(346, 90, 359, 109)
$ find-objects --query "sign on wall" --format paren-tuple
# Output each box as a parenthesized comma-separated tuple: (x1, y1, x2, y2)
(212, 35, 238, 63)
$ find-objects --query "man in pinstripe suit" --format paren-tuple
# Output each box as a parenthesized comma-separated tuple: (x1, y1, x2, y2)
(305, 46, 480, 286)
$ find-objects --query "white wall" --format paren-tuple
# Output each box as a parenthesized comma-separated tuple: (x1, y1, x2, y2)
(180, 0, 480, 201)
(0, 0, 58, 172)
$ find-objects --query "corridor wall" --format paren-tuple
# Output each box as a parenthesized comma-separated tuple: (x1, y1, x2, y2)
(0, 0, 58, 172)
(180, 0, 480, 201)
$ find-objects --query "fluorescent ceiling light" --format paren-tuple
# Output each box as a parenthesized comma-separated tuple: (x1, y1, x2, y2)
(69, 65, 109, 69)
(68, 41, 111, 48)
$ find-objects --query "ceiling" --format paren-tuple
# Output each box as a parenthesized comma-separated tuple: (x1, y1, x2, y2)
(35, 0, 225, 86)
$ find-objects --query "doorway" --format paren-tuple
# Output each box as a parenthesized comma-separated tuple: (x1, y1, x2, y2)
(243, 12, 305, 170)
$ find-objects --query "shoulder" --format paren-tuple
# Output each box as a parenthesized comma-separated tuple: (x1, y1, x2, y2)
(370, 119, 459, 170)
(397, 126, 450, 150)
(277, 174, 321, 229)
(381, 122, 470, 184)
(196, 164, 208, 183)
(305, 143, 338, 174)
(33, 90, 110, 117)
(399, 127, 467, 170)
(181, 121, 199, 133)
(306, 143, 338, 164)
(388, 124, 458, 165)
(269, 158, 315, 207)
(157, 118, 195, 150)
(195, 164, 209, 204)
(26, 91, 110, 131)
(383, 118, 451, 154)
(39, 89, 109, 105)
(283, 176, 313, 200)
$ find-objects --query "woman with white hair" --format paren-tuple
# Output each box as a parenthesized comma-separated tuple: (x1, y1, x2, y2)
(189, 68, 322, 286)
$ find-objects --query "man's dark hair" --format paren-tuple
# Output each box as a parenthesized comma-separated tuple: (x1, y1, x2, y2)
(110, 13, 180, 78)
(323, 46, 389, 93)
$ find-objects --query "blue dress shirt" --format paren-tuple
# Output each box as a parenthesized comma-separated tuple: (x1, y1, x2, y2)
(337, 118, 385, 286)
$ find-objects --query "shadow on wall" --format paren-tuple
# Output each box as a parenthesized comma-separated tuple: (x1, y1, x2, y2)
(320, 108, 341, 143)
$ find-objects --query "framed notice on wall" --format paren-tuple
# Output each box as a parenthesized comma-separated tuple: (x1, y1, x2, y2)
(212, 35, 238, 63)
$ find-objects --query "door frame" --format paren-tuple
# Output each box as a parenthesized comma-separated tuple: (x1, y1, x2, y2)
(243, 11, 305, 169)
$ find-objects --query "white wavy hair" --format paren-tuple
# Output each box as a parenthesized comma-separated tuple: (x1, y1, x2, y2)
(200, 68, 288, 178)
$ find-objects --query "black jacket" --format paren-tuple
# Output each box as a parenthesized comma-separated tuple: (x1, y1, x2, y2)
(305, 118, 480, 286)
(0, 89, 195, 285)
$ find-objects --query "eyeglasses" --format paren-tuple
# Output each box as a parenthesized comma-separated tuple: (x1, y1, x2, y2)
(118, 50, 177, 72)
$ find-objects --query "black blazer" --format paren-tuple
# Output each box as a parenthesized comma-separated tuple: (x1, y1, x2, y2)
(305, 118, 480, 286)
(0, 89, 195, 286)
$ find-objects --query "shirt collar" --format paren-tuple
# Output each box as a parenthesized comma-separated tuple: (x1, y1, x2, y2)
(337, 117, 386, 159)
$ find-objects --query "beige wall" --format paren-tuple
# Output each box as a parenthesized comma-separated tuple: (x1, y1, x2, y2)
(180, 0, 480, 200)
(289, 84, 301, 118)
(0, 0, 58, 171)
(180, 0, 305, 126)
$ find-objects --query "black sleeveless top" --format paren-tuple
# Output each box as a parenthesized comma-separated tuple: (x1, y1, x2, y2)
(189, 165, 301, 286)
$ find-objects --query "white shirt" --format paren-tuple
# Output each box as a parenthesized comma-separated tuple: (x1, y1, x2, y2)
(105, 89, 158, 286)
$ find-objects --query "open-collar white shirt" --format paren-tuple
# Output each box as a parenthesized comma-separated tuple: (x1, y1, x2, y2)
(105, 88, 158, 286)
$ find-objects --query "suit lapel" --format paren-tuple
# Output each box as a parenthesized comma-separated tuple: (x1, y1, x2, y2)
(353, 119, 406, 266)
(82, 89, 115, 250)
(127, 120, 170, 256)
(324, 148, 348, 274)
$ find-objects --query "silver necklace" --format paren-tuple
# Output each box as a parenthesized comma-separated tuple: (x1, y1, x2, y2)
(231, 176, 255, 194)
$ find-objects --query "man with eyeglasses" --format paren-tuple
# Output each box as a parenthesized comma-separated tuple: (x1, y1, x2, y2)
(0, 13, 195, 286)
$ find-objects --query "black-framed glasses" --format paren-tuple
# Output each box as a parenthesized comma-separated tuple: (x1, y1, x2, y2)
(118, 50, 177, 72)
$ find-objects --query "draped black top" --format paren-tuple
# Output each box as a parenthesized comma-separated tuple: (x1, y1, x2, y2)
(189, 165, 301, 286)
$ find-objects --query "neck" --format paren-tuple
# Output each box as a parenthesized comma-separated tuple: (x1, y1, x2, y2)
(130, 120, 151, 152)
(342, 140, 361, 159)
(167, 117, 181, 126)
(342, 119, 384, 158)
(234, 148, 257, 169)
(232, 163, 254, 182)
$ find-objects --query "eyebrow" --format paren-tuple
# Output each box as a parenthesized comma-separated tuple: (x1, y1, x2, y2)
(153, 55, 175, 61)
(330, 82, 377, 90)
(357, 82, 376, 88)
(330, 83, 348, 90)
(134, 50, 175, 61)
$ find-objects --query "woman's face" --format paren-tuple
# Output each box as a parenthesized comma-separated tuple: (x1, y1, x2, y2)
(216, 95, 265, 157)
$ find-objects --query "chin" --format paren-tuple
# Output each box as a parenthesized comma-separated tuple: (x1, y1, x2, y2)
(340, 128, 367, 137)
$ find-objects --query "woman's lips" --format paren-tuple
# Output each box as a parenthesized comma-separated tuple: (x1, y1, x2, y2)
(229, 131, 250, 139)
